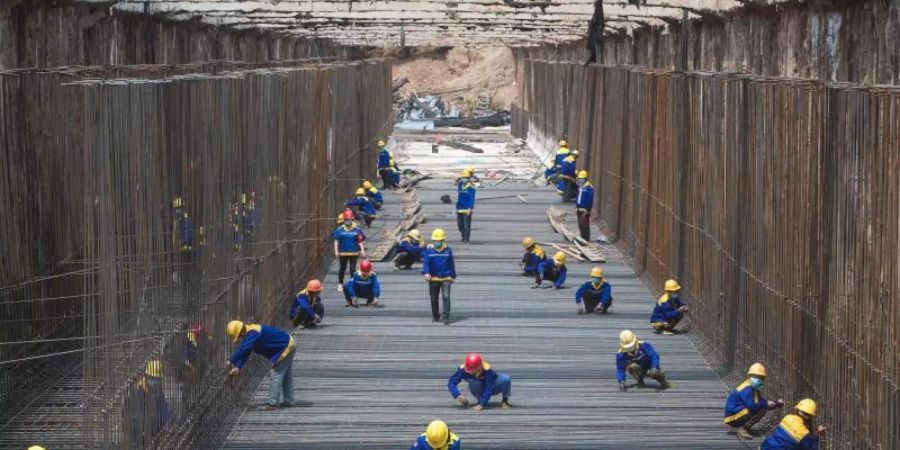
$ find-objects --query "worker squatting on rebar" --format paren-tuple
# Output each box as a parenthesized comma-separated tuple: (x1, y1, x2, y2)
(394, 229, 425, 269)
(456, 170, 476, 244)
(411, 420, 461, 450)
(226, 321, 296, 409)
(544, 139, 569, 184)
(761, 399, 826, 450)
(724, 363, 784, 439)
(575, 170, 594, 241)
(520, 237, 546, 276)
(332, 210, 367, 289)
(422, 228, 456, 324)
(362, 180, 384, 209)
(556, 149, 579, 201)
(346, 188, 378, 227)
(533, 251, 568, 289)
(575, 266, 613, 314)
(343, 259, 382, 307)
(291, 280, 325, 329)
(448, 353, 512, 411)
(616, 330, 671, 391)
(650, 279, 689, 334)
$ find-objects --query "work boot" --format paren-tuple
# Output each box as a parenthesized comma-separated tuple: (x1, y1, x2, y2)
(736, 427, 754, 440)
(501, 399, 511, 409)
(337, 284, 344, 292)
(442, 316, 451, 325)
(635, 377, 646, 388)
(433, 316, 441, 323)
(662, 330, 675, 335)
(600, 305, 610, 314)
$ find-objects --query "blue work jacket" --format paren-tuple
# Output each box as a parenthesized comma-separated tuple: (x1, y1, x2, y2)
(290, 289, 322, 320)
(559, 156, 577, 179)
(650, 293, 686, 323)
(399, 237, 424, 257)
(228, 324, 294, 369)
(332, 224, 365, 255)
(576, 182, 594, 210)
(346, 196, 378, 216)
(388, 168, 401, 184)
(366, 187, 384, 205)
(575, 280, 611, 305)
(616, 342, 660, 382)
(448, 362, 499, 407)
(378, 149, 391, 169)
(522, 245, 546, 273)
(346, 271, 381, 297)
(724, 379, 769, 424)
(537, 260, 567, 288)
(456, 183, 476, 213)
(553, 148, 570, 167)
(422, 244, 456, 280)
(761, 414, 820, 450)
(410, 433, 461, 450)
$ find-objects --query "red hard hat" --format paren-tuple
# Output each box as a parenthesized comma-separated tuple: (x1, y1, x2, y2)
(342, 208, 355, 220)
(464, 353, 483, 373)
(306, 279, 323, 292)
(360, 260, 373, 273)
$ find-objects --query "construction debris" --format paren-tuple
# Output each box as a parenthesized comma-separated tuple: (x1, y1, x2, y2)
(442, 140, 484, 153)
(547, 206, 606, 262)
(368, 191, 427, 261)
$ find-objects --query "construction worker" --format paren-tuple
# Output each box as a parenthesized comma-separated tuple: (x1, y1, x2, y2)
(533, 251, 567, 289)
(290, 279, 325, 328)
(544, 139, 569, 183)
(520, 237, 546, 276)
(336, 207, 356, 226)
(616, 330, 670, 391)
(724, 363, 784, 439)
(575, 170, 594, 240)
(411, 420, 461, 450)
(332, 210, 366, 289)
(345, 188, 377, 227)
(183, 322, 204, 371)
(455, 167, 480, 188)
(761, 399, 826, 450)
(395, 229, 425, 269)
(387, 162, 402, 188)
(377, 140, 392, 189)
(28, 446, 46, 450)
(362, 180, 384, 209)
(448, 353, 511, 410)
(575, 266, 612, 314)
(344, 260, 382, 307)
(456, 172, 476, 244)
(125, 360, 172, 448)
(172, 196, 196, 285)
(226, 320, 296, 408)
(556, 149, 579, 201)
(422, 228, 456, 324)
(650, 279, 688, 334)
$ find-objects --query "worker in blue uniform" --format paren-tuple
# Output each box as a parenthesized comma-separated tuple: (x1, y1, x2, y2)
(332, 210, 366, 289)
(456, 173, 476, 244)
(761, 399, 826, 450)
(616, 329, 670, 391)
(387, 163, 402, 188)
(455, 167, 479, 189)
(544, 139, 569, 183)
(422, 229, 456, 324)
(724, 363, 784, 439)
(343, 260, 381, 307)
(651, 279, 689, 334)
(345, 188, 377, 227)
(395, 229, 425, 269)
(377, 140, 392, 189)
(126, 360, 172, 448)
(226, 321, 296, 408)
(362, 180, 384, 209)
(575, 170, 594, 240)
(411, 420, 461, 450)
(448, 353, 511, 410)
(575, 266, 612, 314)
(556, 149, 579, 201)
(290, 280, 324, 328)
(520, 237, 546, 276)
(533, 251, 567, 289)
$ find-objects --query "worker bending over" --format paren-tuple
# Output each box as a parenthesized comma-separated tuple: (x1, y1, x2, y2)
(332, 210, 366, 290)
(761, 399, 825, 450)
(724, 363, 784, 439)
(395, 229, 425, 269)
(290, 280, 324, 329)
(362, 180, 384, 209)
(650, 279, 688, 334)
(616, 329, 670, 390)
(575, 170, 594, 241)
(377, 140, 393, 189)
(544, 139, 569, 183)
(345, 188, 377, 227)
(422, 229, 456, 324)
(456, 172, 476, 244)
(411, 420, 461, 450)
(448, 353, 511, 410)
(520, 237, 546, 276)
(556, 149, 579, 201)
(575, 266, 612, 314)
(344, 260, 381, 307)
(387, 159, 402, 188)
(226, 320, 296, 408)
(533, 251, 567, 289)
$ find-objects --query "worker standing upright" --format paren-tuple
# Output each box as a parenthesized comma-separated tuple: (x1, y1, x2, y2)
(345, 188, 378, 227)
(650, 279, 688, 334)
(456, 172, 476, 244)
(556, 149, 579, 201)
(575, 170, 594, 241)
(533, 251, 567, 289)
(332, 210, 366, 290)
(395, 229, 425, 269)
(410, 420, 461, 450)
(544, 139, 569, 184)
(575, 266, 612, 314)
(616, 330, 670, 390)
(344, 260, 382, 307)
(448, 353, 512, 410)
(455, 167, 479, 188)
(377, 140, 392, 189)
(422, 228, 456, 324)
(761, 399, 826, 450)
(226, 321, 296, 409)
(290, 280, 325, 328)
(724, 363, 784, 439)
(520, 237, 546, 276)
(362, 180, 384, 209)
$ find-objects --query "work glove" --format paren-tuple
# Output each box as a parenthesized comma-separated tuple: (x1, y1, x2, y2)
(647, 368, 660, 378)
(619, 382, 627, 392)
(679, 306, 689, 312)
(457, 395, 469, 407)
(314, 314, 322, 323)
(424, 274, 432, 281)
(473, 405, 483, 411)
(577, 304, 585, 314)
(228, 367, 241, 377)
(816, 426, 827, 435)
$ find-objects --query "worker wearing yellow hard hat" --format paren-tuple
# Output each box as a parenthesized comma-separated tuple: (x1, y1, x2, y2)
(361, 180, 384, 209)
(533, 251, 567, 289)
(411, 420, 461, 449)
(650, 279, 688, 334)
(544, 138, 570, 183)
(395, 229, 425, 270)
(456, 171, 476, 244)
(226, 320, 296, 408)
(376, 139, 393, 189)
(422, 228, 457, 324)
(761, 398, 826, 449)
(520, 237, 546, 276)
(575, 266, 613, 314)
(574, 170, 594, 240)
(454, 167, 480, 189)
(345, 187, 377, 228)
(556, 149, 580, 201)
(724, 363, 785, 439)
(125, 359, 172, 445)
(616, 329, 670, 391)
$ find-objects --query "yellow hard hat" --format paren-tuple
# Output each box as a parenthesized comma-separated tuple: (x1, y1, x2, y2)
(577, 170, 588, 179)
(355, 188, 365, 196)
(172, 197, 184, 208)
(409, 229, 421, 240)
(664, 279, 681, 291)
(590, 266, 603, 278)
(460, 170, 471, 177)
(559, 139, 568, 147)
(425, 420, 450, 448)
(145, 360, 163, 378)
(378, 140, 386, 147)
(521, 237, 535, 248)
(28, 446, 46, 450)
(553, 251, 566, 264)
(619, 329, 638, 352)
(362, 180, 373, 189)
(431, 228, 446, 241)
(466, 167, 475, 174)
(748, 363, 766, 378)
(796, 398, 817, 416)
(226, 320, 244, 343)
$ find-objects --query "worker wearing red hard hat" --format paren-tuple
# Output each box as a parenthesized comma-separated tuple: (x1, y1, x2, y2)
(291, 279, 325, 329)
(447, 353, 511, 411)
(343, 260, 382, 307)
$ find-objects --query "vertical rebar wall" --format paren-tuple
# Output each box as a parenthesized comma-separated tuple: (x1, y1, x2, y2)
(0, 60, 392, 449)
(515, 60, 900, 450)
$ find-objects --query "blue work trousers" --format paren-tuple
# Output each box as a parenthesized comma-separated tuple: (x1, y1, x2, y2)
(468, 373, 512, 405)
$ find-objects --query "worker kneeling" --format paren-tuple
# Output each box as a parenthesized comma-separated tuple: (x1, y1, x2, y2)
(533, 251, 567, 289)
(290, 280, 324, 329)
(520, 237, 546, 276)
(226, 321, 296, 408)
(448, 353, 511, 411)
(616, 330, 670, 391)
(761, 399, 826, 450)
(343, 260, 381, 307)
(651, 279, 688, 334)
(575, 267, 612, 314)
(411, 420, 461, 450)
(724, 363, 784, 439)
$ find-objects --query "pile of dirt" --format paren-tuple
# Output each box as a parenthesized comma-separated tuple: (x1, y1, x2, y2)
(391, 47, 518, 112)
